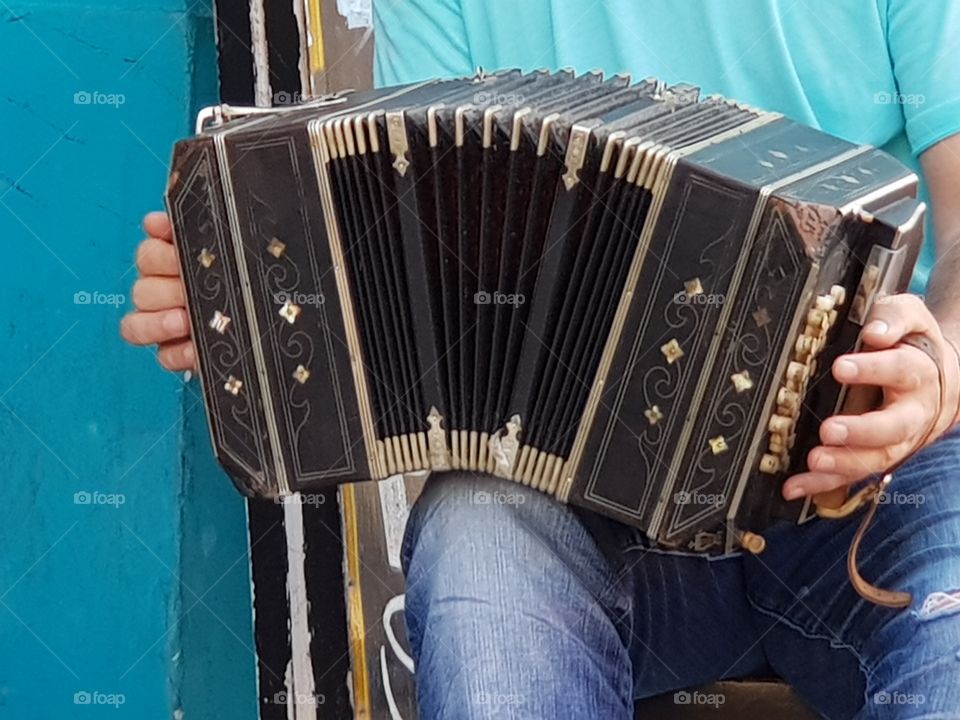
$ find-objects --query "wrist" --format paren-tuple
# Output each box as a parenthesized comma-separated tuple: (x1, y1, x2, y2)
(940, 331, 960, 428)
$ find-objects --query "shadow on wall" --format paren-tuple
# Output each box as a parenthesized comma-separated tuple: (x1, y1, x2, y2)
(0, 1, 257, 718)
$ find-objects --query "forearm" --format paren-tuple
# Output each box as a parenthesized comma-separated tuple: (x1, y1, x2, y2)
(925, 244, 960, 341)
(925, 241, 960, 428)
(920, 134, 960, 344)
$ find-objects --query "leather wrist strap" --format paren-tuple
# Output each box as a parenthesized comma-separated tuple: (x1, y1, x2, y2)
(841, 332, 946, 609)
(943, 335, 960, 426)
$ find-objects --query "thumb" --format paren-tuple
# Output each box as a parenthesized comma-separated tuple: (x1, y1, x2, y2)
(861, 294, 937, 350)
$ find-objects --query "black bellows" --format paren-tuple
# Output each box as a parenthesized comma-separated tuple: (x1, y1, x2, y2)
(322, 71, 747, 460)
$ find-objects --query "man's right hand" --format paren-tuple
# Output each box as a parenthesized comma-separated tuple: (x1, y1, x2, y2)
(121, 211, 198, 372)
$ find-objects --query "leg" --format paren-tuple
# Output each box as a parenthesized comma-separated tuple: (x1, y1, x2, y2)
(402, 472, 769, 719)
(616, 544, 771, 699)
(745, 429, 960, 718)
(402, 472, 634, 719)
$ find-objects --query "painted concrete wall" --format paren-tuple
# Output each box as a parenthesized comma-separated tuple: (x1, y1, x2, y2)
(1, 2, 257, 718)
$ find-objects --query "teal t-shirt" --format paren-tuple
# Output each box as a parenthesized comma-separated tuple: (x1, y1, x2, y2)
(374, 0, 960, 291)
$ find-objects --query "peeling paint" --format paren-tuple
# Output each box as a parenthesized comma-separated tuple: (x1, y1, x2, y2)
(50, 26, 106, 52)
(3, 10, 30, 23)
(1, 174, 33, 198)
(337, 0, 371, 29)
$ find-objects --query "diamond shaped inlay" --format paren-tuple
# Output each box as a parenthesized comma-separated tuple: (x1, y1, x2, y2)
(730, 370, 754, 393)
(684, 277, 704, 296)
(660, 338, 684, 364)
(209, 310, 231, 334)
(644, 405, 663, 425)
(753, 307, 771, 328)
(267, 238, 286, 258)
(279, 300, 301, 324)
(293, 364, 311, 384)
(708, 435, 728, 455)
(224, 376, 243, 395)
(197, 248, 216, 268)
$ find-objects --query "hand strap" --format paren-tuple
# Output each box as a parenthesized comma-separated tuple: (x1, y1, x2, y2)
(847, 475, 911, 607)
(944, 335, 960, 426)
(834, 332, 947, 609)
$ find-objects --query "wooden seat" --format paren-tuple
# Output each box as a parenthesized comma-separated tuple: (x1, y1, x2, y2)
(635, 680, 817, 719)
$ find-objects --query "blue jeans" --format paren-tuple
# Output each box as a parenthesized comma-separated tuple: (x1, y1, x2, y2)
(401, 430, 960, 719)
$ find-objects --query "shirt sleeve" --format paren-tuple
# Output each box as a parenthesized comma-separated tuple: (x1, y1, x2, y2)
(373, 0, 475, 87)
(886, 0, 960, 155)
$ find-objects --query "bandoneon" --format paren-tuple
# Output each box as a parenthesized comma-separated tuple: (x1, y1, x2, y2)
(167, 70, 924, 554)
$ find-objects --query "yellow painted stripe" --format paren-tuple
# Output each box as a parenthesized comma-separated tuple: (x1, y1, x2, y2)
(307, 0, 326, 72)
(341, 484, 371, 718)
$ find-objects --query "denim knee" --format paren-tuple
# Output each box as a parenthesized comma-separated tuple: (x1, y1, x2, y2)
(401, 472, 625, 610)
(401, 472, 634, 719)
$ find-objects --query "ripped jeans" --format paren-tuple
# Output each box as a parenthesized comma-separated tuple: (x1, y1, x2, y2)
(401, 428, 960, 719)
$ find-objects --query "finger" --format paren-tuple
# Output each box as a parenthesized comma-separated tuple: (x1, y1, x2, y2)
(832, 346, 937, 392)
(783, 471, 851, 500)
(136, 238, 180, 276)
(157, 339, 197, 372)
(121, 309, 190, 346)
(806, 443, 907, 481)
(132, 276, 185, 311)
(143, 211, 173, 242)
(861, 294, 937, 349)
(820, 399, 929, 448)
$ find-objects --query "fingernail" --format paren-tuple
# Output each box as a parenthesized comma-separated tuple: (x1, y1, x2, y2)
(823, 421, 848, 444)
(784, 484, 805, 500)
(813, 453, 835, 471)
(835, 359, 858, 381)
(163, 311, 186, 334)
(866, 320, 889, 336)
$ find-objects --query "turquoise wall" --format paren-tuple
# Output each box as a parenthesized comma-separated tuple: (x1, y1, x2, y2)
(0, 2, 257, 718)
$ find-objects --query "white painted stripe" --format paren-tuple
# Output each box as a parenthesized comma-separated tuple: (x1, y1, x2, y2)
(378, 476, 411, 571)
(249, 0, 273, 108)
(284, 498, 318, 720)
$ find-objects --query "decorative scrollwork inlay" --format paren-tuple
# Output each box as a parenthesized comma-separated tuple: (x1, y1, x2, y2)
(267, 237, 286, 258)
(730, 370, 753, 393)
(661, 338, 684, 364)
(753, 307, 771, 328)
(708, 436, 728, 455)
(278, 300, 301, 324)
(197, 248, 216, 268)
(684, 278, 704, 296)
(209, 310, 231, 334)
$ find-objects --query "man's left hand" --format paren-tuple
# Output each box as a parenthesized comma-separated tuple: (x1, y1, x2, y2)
(783, 293, 959, 500)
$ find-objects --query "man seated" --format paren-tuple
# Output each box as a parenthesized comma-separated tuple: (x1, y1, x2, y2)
(123, 2, 960, 717)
